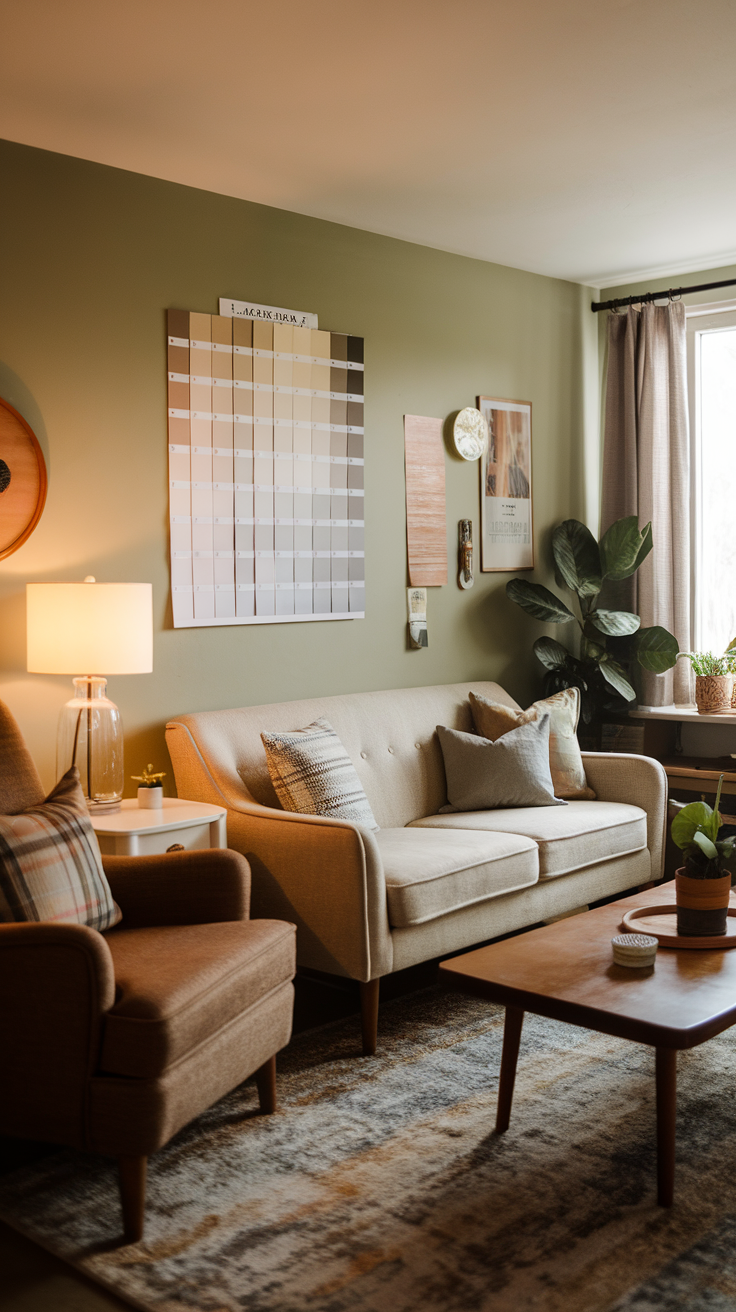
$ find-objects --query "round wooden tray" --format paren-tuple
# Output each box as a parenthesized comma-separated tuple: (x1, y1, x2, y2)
(621, 905, 736, 949)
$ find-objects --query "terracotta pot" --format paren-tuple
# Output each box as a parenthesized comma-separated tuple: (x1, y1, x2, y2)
(695, 674, 733, 715)
(675, 867, 731, 936)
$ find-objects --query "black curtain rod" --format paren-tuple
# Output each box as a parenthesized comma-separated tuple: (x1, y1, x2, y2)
(591, 276, 736, 313)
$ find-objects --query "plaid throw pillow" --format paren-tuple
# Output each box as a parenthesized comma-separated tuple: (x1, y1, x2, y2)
(0, 767, 121, 930)
(261, 717, 379, 830)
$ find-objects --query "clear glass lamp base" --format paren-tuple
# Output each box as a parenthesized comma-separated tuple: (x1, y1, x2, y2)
(56, 676, 124, 809)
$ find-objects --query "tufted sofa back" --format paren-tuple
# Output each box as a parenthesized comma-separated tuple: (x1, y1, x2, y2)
(166, 681, 520, 831)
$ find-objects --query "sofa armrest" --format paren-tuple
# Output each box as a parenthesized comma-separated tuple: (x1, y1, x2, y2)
(224, 804, 392, 983)
(0, 923, 115, 1149)
(103, 848, 251, 927)
(581, 752, 668, 881)
(166, 716, 392, 980)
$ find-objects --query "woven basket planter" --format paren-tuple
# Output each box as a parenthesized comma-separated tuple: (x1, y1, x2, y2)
(675, 868, 731, 936)
(695, 674, 733, 714)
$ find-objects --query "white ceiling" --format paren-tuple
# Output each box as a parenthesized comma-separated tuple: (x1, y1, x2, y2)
(3, 0, 736, 287)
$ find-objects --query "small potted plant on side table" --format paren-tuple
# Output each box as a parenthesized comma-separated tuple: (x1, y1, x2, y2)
(131, 764, 166, 809)
(671, 775, 735, 936)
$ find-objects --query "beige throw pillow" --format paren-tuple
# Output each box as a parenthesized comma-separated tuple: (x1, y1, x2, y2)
(469, 687, 595, 801)
(261, 717, 379, 830)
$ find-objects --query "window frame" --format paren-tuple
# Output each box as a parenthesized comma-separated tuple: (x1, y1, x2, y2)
(685, 299, 736, 651)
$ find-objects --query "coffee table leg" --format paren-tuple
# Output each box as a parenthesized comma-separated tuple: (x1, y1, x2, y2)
(655, 1047, 677, 1207)
(496, 1006, 524, 1133)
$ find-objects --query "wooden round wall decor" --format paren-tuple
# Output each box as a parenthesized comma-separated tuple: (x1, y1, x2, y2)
(0, 398, 47, 560)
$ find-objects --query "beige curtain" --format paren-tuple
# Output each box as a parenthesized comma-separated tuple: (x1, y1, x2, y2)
(601, 302, 691, 706)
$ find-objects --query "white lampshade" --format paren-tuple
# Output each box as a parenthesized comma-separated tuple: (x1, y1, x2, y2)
(27, 580, 153, 675)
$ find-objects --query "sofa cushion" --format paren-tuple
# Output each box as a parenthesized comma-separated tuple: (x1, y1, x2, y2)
(408, 801, 647, 880)
(375, 827, 538, 928)
(101, 919, 296, 1079)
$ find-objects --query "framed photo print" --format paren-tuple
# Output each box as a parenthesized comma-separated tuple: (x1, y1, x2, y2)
(477, 396, 533, 571)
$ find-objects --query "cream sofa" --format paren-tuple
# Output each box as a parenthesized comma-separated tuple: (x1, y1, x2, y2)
(166, 681, 666, 1053)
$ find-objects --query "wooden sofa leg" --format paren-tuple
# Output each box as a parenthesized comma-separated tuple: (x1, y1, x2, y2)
(360, 979, 380, 1056)
(118, 1155, 147, 1244)
(255, 1054, 277, 1113)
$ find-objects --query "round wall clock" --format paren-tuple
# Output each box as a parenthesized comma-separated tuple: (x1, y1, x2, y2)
(453, 407, 488, 461)
(0, 398, 47, 560)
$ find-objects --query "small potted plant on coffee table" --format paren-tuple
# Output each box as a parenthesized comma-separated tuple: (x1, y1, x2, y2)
(671, 775, 735, 936)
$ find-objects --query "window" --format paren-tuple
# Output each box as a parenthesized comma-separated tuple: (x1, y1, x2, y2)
(687, 302, 736, 654)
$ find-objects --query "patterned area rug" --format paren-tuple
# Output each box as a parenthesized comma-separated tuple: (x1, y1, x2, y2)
(3, 985, 736, 1312)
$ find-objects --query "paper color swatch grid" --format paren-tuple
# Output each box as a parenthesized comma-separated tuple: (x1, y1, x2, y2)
(167, 309, 365, 628)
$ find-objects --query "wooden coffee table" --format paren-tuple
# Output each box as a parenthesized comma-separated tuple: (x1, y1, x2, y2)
(439, 882, 736, 1206)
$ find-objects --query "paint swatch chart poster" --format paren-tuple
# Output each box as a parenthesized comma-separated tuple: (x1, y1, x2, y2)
(167, 307, 365, 628)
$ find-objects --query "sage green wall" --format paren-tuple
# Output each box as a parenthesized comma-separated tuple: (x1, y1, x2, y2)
(0, 139, 595, 793)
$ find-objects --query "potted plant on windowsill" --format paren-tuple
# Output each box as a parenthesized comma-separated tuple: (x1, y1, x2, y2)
(677, 652, 733, 714)
(671, 776, 735, 936)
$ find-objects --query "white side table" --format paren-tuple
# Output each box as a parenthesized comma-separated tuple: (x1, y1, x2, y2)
(90, 797, 227, 857)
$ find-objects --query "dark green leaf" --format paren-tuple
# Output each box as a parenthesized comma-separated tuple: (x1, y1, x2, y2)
(552, 521, 601, 598)
(599, 516, 652, 581)
(632, 522, 653, 573)
(533, 637, 572, 670)
(636, 626, 679, 673)
(726, 636, 736, 654)
(598, 517, 641, 579)
(506, 579, 576, 624)
(541, 663, 589, 703)
(672, 801, 712, 850)
(580, 636, 606, 662)
(589, 609, 641, 637)
(598, 657, 636, 701)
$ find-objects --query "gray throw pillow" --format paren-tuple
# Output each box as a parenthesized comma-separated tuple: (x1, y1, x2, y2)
(437, 713, 568, 811)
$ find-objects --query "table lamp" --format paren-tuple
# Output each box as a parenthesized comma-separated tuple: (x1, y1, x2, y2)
(26, 577, 153, 812)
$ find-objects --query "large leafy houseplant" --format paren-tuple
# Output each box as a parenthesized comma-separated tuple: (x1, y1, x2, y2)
(506, 516, 679, 725)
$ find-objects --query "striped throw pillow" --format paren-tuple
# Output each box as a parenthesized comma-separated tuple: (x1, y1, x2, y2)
(261, 718, 379, 830)
(0, 767, 121, 930)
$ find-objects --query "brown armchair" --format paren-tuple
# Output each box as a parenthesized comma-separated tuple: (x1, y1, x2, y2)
(0, 701, 296, 1243)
